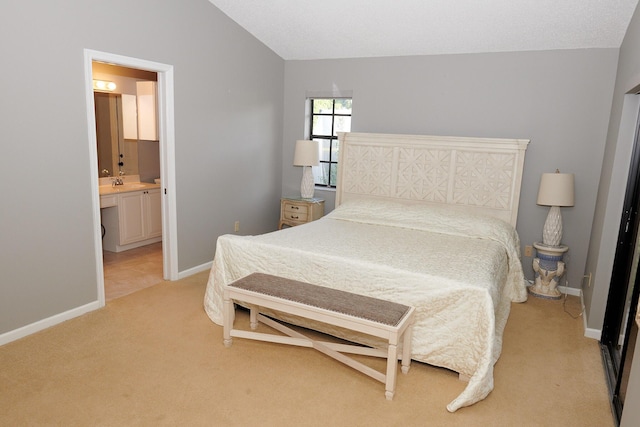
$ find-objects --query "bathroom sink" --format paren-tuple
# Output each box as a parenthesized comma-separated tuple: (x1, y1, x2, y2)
(99, 181, 158, 196)
(99, 182, 159, 195)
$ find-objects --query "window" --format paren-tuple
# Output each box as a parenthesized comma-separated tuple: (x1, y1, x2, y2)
(308, 98, 352, 188)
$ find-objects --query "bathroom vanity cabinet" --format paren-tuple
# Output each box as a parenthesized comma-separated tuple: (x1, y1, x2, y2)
(119, 189, 162, 244)
(101, 187, 161, 252)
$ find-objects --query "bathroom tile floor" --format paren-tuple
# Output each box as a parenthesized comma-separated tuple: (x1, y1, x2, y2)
(103, 242, 163, 301)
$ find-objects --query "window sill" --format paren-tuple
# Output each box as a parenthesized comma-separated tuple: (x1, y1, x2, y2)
(314, 186, 336, 193)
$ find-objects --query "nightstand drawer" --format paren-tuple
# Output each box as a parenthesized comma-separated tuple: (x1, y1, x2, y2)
(279, 198, 324, 229)
(283, 211, 305, 221)
(284, 202, 309, 216)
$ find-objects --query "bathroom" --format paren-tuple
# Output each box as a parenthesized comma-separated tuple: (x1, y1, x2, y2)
(93, 61, 163, 300)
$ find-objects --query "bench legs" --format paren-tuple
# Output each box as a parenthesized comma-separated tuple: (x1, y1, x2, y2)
(223, 290, 414, 400)
(249, 305, 258, 330)
(223, 293, 259, 348)
(384, 323, 414, 400)
(385, 343, 398, 400)
(401, 322, 413, 375)
(222, 292, 233, 347)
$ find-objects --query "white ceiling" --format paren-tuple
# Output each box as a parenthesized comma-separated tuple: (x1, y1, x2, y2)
(209, 0, 639, 60)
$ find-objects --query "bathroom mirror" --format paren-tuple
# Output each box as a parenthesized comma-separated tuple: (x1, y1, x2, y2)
(94, 92, 139, 178)
(93, 61, 160, 183)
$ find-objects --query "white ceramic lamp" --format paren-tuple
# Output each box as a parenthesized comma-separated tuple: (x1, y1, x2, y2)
(536, 171, 575, 246)
(293, 140, 319, 199)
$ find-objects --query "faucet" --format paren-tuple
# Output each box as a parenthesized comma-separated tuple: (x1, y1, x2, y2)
(112, 171, 125, 187)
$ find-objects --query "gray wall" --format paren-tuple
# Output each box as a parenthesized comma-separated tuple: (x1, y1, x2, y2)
(586, 4, 640, 332)
(0, 0, 632, 345)
(283, 50, 618, 297)
(0, 0, 284, 335)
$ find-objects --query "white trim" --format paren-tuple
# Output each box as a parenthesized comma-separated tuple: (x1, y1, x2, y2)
(305, 89, 353, 99)
(526, 282, 601, 340)
(0, 301, 101, 346)
(581, 290, 602, 340)
(83, 49, 179, 308)
(83, 50, 106, 307)
(156, 68, 179, 281)
(584, 323, 602, 340)
(558, 285, 581, 297)
(3, 57, 178, 346)
(178, 260, 213, 280)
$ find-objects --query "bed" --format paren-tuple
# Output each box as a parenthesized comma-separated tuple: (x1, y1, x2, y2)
(204, 132, 529, 412)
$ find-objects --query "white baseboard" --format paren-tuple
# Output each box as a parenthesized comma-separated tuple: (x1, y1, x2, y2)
(525, 281, 581, 297)
(177, 260, 212, 280)
(584, 325, 602, 340)
(0, 261, 214, 347)
(558, 285, 581, 297)
(532, 283, 601, 340)
(580, 290, 602, 341)
(2, 268, 601, 347)
(0, 300, 102, 346)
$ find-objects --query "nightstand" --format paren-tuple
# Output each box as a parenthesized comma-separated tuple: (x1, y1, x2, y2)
(279, 197, 324, 229)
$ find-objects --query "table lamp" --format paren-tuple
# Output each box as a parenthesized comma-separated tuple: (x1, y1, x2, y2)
(536, 170, 575, 246)
(293, 140, 319, 199)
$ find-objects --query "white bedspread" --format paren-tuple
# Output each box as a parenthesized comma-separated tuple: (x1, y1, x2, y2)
(204, 198, 526, 411)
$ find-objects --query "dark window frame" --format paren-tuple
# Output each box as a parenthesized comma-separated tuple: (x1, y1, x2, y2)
(308, 98, 352, 188)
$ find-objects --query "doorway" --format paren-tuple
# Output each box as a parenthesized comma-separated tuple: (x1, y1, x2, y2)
(601, 99, 640, 424)
(93, 75, 161, 300)
(84, 49, 178, 306)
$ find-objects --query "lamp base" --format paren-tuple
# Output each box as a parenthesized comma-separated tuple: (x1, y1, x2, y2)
(300, 166, 315, 199)
(528, 243, 569, 300)
(542, 206, 563, 246)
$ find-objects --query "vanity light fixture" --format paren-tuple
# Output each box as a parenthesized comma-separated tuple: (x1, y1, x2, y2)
(93, 80, 117, 91)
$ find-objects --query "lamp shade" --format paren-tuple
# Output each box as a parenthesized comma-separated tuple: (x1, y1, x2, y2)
(293, 140, 319, 166)
(537, 172, 575, 207)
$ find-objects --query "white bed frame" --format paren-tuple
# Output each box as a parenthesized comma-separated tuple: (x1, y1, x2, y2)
(336, 132, 529, 227)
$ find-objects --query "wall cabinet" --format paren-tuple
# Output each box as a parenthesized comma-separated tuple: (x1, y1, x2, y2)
(101, 188, 161, 252)
(136, 81, 158, 141)
(121, 82, 157, 141)
(121, 94, 138, 140)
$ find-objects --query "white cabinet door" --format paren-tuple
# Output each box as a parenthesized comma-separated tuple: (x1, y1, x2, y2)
(121, 94, 138, 140)
(118, 191, 145, 245)
(145, 189, 162, 239)
(136, 81, 157, 141)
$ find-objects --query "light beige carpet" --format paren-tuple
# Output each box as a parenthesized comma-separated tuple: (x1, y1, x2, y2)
(0, 272, 613, 426)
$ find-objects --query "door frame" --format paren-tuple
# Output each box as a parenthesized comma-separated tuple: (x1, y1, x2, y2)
(601, 96, 640, 423)
(83, 49, 178, 305)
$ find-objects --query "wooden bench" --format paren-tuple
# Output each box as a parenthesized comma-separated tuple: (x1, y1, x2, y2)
(222, 273, 415, 400)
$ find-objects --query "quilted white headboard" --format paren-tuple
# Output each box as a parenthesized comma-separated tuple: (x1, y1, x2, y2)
(335, 132, 529, 227)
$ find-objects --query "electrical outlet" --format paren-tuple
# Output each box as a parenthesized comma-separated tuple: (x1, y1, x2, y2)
(524, 245, 533, 257)
(234, 221, 240, 232)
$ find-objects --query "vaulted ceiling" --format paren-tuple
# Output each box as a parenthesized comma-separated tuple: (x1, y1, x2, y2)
(209, 0, 639, 60)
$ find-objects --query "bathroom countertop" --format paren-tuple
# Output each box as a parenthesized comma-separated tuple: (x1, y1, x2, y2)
(99, 182, 160, 195)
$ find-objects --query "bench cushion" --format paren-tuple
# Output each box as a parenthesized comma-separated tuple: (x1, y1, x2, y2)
(229, 273, 411, 327)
